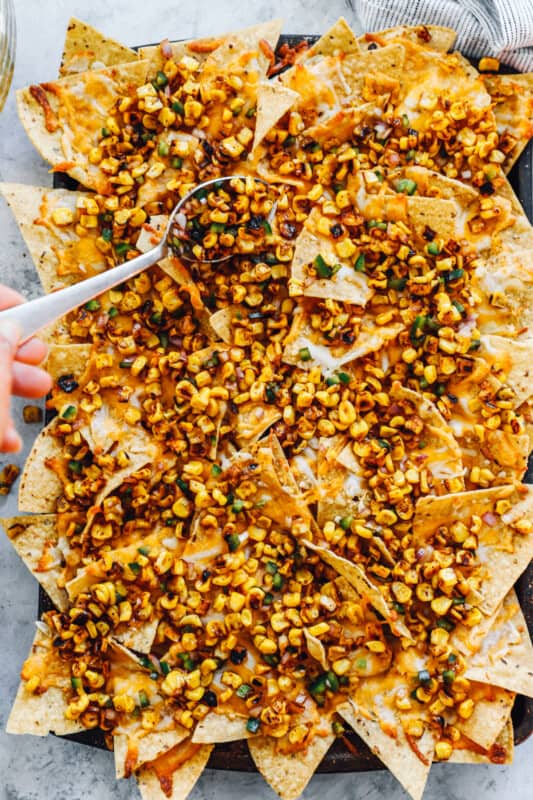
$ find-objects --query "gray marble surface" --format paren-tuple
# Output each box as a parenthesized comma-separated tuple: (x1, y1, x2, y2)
(0, 1, 532, 799)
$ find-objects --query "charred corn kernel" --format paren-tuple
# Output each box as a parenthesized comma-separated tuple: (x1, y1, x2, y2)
(430, 627, 449, 647)
(308, 622, 329, 637)
(514, 518, 533, 534)
(52, 207, 74, 226)
(172, 497, 191, 518)
(229, 592, 245, 612)
(367, 640, 386, 653)
(431, 596, 453, 616)
(66, 694, 90, 718)
(124, 407, 142, 425)
(355, 524, 373, 539)
(159, 107, 176, 127)
(271, 612, 289, 633)
(438, 568, 457, 591)
(84, 670, 104, 689)
(113, 694, 136, 713)
(129, 207, 147, 227)
(220, 136, 245, 158)
(258, 637, 278, 655)
(423, 365, 437, 385)
(338, 400, 357, 425)
(464, 607, 483, 627)
(283, 592, 301, 608)
(402, 348, 418, 364)
(88, 147, 103, 164)
(119, 601, 132, 621)
(161, 671, 186, 696)
(435, 741, 453, 760)
(93, 582, 116, 605)
(335, 190, 351, 209)
(392, 582, 412, 604)
(450, 522, 469, 543)
(336, 238, 356, 259)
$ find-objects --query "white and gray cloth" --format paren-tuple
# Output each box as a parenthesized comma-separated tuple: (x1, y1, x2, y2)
(352, 0, 533, 72)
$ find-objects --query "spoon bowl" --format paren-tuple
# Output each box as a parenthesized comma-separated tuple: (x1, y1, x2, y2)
(0, 175, 273, 344)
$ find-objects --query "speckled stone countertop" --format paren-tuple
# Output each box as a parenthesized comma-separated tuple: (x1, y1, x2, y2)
(0, 2, 532, 799)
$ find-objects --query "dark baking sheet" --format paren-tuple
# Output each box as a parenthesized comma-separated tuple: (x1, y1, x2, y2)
(44, 33, 533, 770)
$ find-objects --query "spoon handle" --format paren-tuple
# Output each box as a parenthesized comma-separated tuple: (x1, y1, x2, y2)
(0, 242, 166, 344)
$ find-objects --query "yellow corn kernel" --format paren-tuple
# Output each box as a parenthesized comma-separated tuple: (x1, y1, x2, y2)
(113, 694, 136, 713)
(161, 670, 186, 696)
(478, 57, 500, 72)
(431, 596, 453, 616)
(52, 207, 74, 226)
(308, 622, 329, 637)
(435, 740, 453, 760)
(336, 238, 356, 259)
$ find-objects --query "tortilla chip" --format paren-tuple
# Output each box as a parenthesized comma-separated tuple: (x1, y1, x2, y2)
(479, 334, 533, 407)
(448, 719, 514, 764)
(483, 73, 533, 173)
(457, 685, 515, 750)
(289, 224, 373, 306)
(248, 732, 334, 800)
(474, 250, 533, 336)
(338, 699, 433, 800)
(113, 617, 160, 655)
(316, 436, 368, 526)
(303, 628, 329, 670)
(7, 627, 84, 737)
(303, 17, 360, 60)
(18, 418, 66, 513)
(140, 20, 282, 74)
(192, 712, 251, 743)
(0, 515, 68, 610)
(136, 742, 213, 800)
(17, 61, 149, 194)
(115, 728, 188, 779)
(283, 307, 404, 372)
(390, 383, 464, 485)
(461, 590, 533, 698)
(305, 103, 377, 145)
(340, 45, 406, 100)
(235, 401, 282, 446)
(358, 26, 456, 53)
(0, 183, 107, 292)
(60, 17, 137, 77)
(135, 215, 167, 254)
(46, 344, 92, 383)
(304, 540, 412, 640)
(200, 19, 283, 88)
(388, 165, 479, 205)
(252, 82, 299, 152)
(413, 484, 533, 616)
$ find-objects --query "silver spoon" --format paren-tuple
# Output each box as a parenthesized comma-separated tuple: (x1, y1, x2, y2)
(0, 176, 272, 344)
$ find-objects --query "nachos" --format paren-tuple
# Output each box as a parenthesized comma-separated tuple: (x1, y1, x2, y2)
(1, 15, 533, 800)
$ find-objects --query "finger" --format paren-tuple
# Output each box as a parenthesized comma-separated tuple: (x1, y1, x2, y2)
(0, 320, 20, 443)
(11, 361, 52, 398)
(1, 419, 22, 453)
(0, 285, 25, 310)
(15, 337, 48, 366)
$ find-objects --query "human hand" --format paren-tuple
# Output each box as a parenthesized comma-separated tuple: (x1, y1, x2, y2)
(0, 286, 52, 453)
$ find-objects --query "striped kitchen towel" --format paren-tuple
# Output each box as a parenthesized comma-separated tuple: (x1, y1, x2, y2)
(353, 0, 533, 71)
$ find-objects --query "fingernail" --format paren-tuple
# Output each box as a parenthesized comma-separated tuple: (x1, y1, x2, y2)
(2, 425, 22, 453)
(0, 320, 22, 349)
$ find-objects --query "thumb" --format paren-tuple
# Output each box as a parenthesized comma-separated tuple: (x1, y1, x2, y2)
(0, 320, 21, 351)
